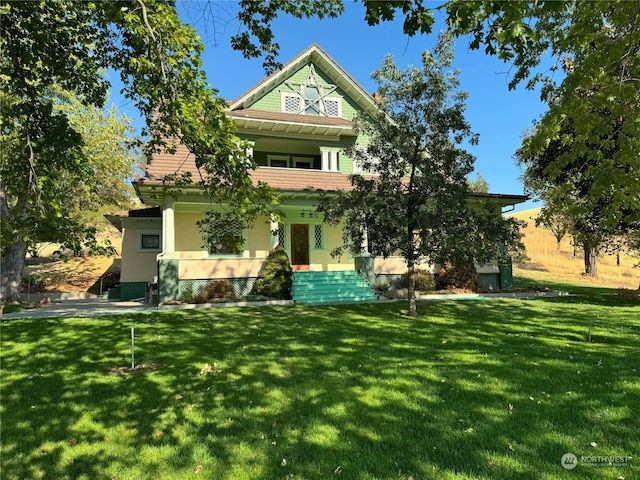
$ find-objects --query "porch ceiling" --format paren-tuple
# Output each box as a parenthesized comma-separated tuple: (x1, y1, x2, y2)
(228, 109, 355, 139)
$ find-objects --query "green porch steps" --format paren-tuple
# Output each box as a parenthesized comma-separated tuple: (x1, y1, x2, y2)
(292, 271, 378, 304)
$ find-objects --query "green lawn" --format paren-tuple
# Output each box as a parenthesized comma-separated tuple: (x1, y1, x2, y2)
(2, 284, 639, 479)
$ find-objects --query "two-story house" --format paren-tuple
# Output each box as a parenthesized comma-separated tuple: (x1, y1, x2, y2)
(106, 44, 527, 304)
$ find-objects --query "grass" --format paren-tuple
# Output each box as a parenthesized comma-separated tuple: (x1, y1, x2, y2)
(1, 284, 639, 479)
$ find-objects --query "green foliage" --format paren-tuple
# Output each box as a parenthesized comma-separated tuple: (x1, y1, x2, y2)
(400, 268, 435, 291)
(253, 247, 293, 300)
(194, 280, 236, 304)
(467, 173, 489, 193)
(20, 274, 45, 291)
(0, 1, 280, 301)
(320, 34, 521, 315)
(232, 0, 344, 73)
(181, 284, 195, 304)
(372, 280, 390, 293)
(435, 265, 481, 292)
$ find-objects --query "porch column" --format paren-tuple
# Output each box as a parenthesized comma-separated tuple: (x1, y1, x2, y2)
(329, 151, 338, 172)
(270, 218, 279, 250)
(162, 197, 175, 255)
(355, 225, 375, 285)
(361, 225, 369, 255)
(321, 150, 329, 171)
(246, 145, 254, 165)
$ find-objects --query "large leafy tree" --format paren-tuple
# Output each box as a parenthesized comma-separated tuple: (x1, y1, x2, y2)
(53, 89, 141, 226)
(320, 35, 523, 316)
(0, 0, 276, 302)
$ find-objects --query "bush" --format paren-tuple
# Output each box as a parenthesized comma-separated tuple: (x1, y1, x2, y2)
(617, 288, 640, 302)
(253, 247, 293, 300)
(373, 280, 391, 292)
(194, 280, 236, 304)
(435, 266, 481, 292)
(181, 284, 195, 303)
(400, 269, 435, 291)
(20, 273, 46, 292)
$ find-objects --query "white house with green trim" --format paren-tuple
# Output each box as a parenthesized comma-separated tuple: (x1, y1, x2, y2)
(107, 44, 526, 304)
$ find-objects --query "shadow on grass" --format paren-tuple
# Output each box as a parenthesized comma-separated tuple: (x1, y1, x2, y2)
(1, 294, 639, 479)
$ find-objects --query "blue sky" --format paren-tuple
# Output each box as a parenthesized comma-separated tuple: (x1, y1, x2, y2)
(113, 1, 551, 211)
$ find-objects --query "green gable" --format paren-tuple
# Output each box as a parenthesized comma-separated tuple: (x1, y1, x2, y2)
(249, 62, 363, 122)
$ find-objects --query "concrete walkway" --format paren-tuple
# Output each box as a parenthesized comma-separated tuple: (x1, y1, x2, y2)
(2, 299, 156, 320)
(2, 290, 571, 320)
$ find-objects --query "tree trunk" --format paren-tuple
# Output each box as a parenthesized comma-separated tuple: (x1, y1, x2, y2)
(0, 239, 27, 303)
(584, 245, 598, 277)
(407, 259, 417, 317)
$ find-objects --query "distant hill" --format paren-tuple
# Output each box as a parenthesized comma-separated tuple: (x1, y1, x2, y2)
(508, 208, 639, 288)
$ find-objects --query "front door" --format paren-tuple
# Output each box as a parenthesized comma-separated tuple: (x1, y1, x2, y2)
(291, 224, 309, 270)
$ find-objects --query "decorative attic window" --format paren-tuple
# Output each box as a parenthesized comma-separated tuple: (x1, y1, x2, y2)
(324, 99, 340, 117)
(283, 94, 301, 113)
(281, 64, 341, 117)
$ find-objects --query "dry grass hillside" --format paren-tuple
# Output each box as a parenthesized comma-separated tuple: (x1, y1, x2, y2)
(509, 208, 640, 289)
(22, 231, 122, 295)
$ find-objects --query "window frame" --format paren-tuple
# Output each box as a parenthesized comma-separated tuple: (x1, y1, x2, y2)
(280, 91, 342, 117)
(267, 154, 290, 168)
(205, 227, 247, 258)
(136, 230, 161, 253)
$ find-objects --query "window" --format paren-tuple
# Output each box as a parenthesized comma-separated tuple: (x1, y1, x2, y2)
(304, 85, 321, 115)
(141, 234, 160, 250)
(281, 91, 341, 117)
(314, 224, 323, 249)
(208, 224, 243, 255)
(324, 99, 340, 117)
(352, 147, 380, 174)
(267, 154, 289, 168)
(137, 230, 161, 252)
(281, 65, 341, 117)
(293, 157, 313, 169)
(278, 224, 285, 248)
(283, 94, 301, 113)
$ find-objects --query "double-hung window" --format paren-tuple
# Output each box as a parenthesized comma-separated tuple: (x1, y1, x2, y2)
(207, 223, 243, 256)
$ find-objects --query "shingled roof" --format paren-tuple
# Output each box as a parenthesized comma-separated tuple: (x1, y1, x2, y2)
(139, 143, 355, 193)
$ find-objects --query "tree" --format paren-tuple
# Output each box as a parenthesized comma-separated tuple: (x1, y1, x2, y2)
(53, 89, 141, 226)
(517, 122, 622, 278)
(467, 173, 489, 193)
(319, 34, 524, 316)
(0, 1, 277, 302)
(1, 88, 139, 266)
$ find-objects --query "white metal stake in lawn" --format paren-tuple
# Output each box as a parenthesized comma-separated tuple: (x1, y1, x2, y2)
(131, 323, 135, 369)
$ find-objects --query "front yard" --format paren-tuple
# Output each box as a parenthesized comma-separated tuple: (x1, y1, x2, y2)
(1, 286, 639, 479)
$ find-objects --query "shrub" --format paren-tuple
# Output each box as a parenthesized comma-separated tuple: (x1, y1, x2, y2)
(617, 288, 640, 302)
(20, 273, 46, 291)
(373, 280, 391, 292)
(400, 269, 435, 291)
(181, 284, 195, 303)
(435, 265, 481, 292)
(253, 247, 293, 299)
(194, 280, 236, 304)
